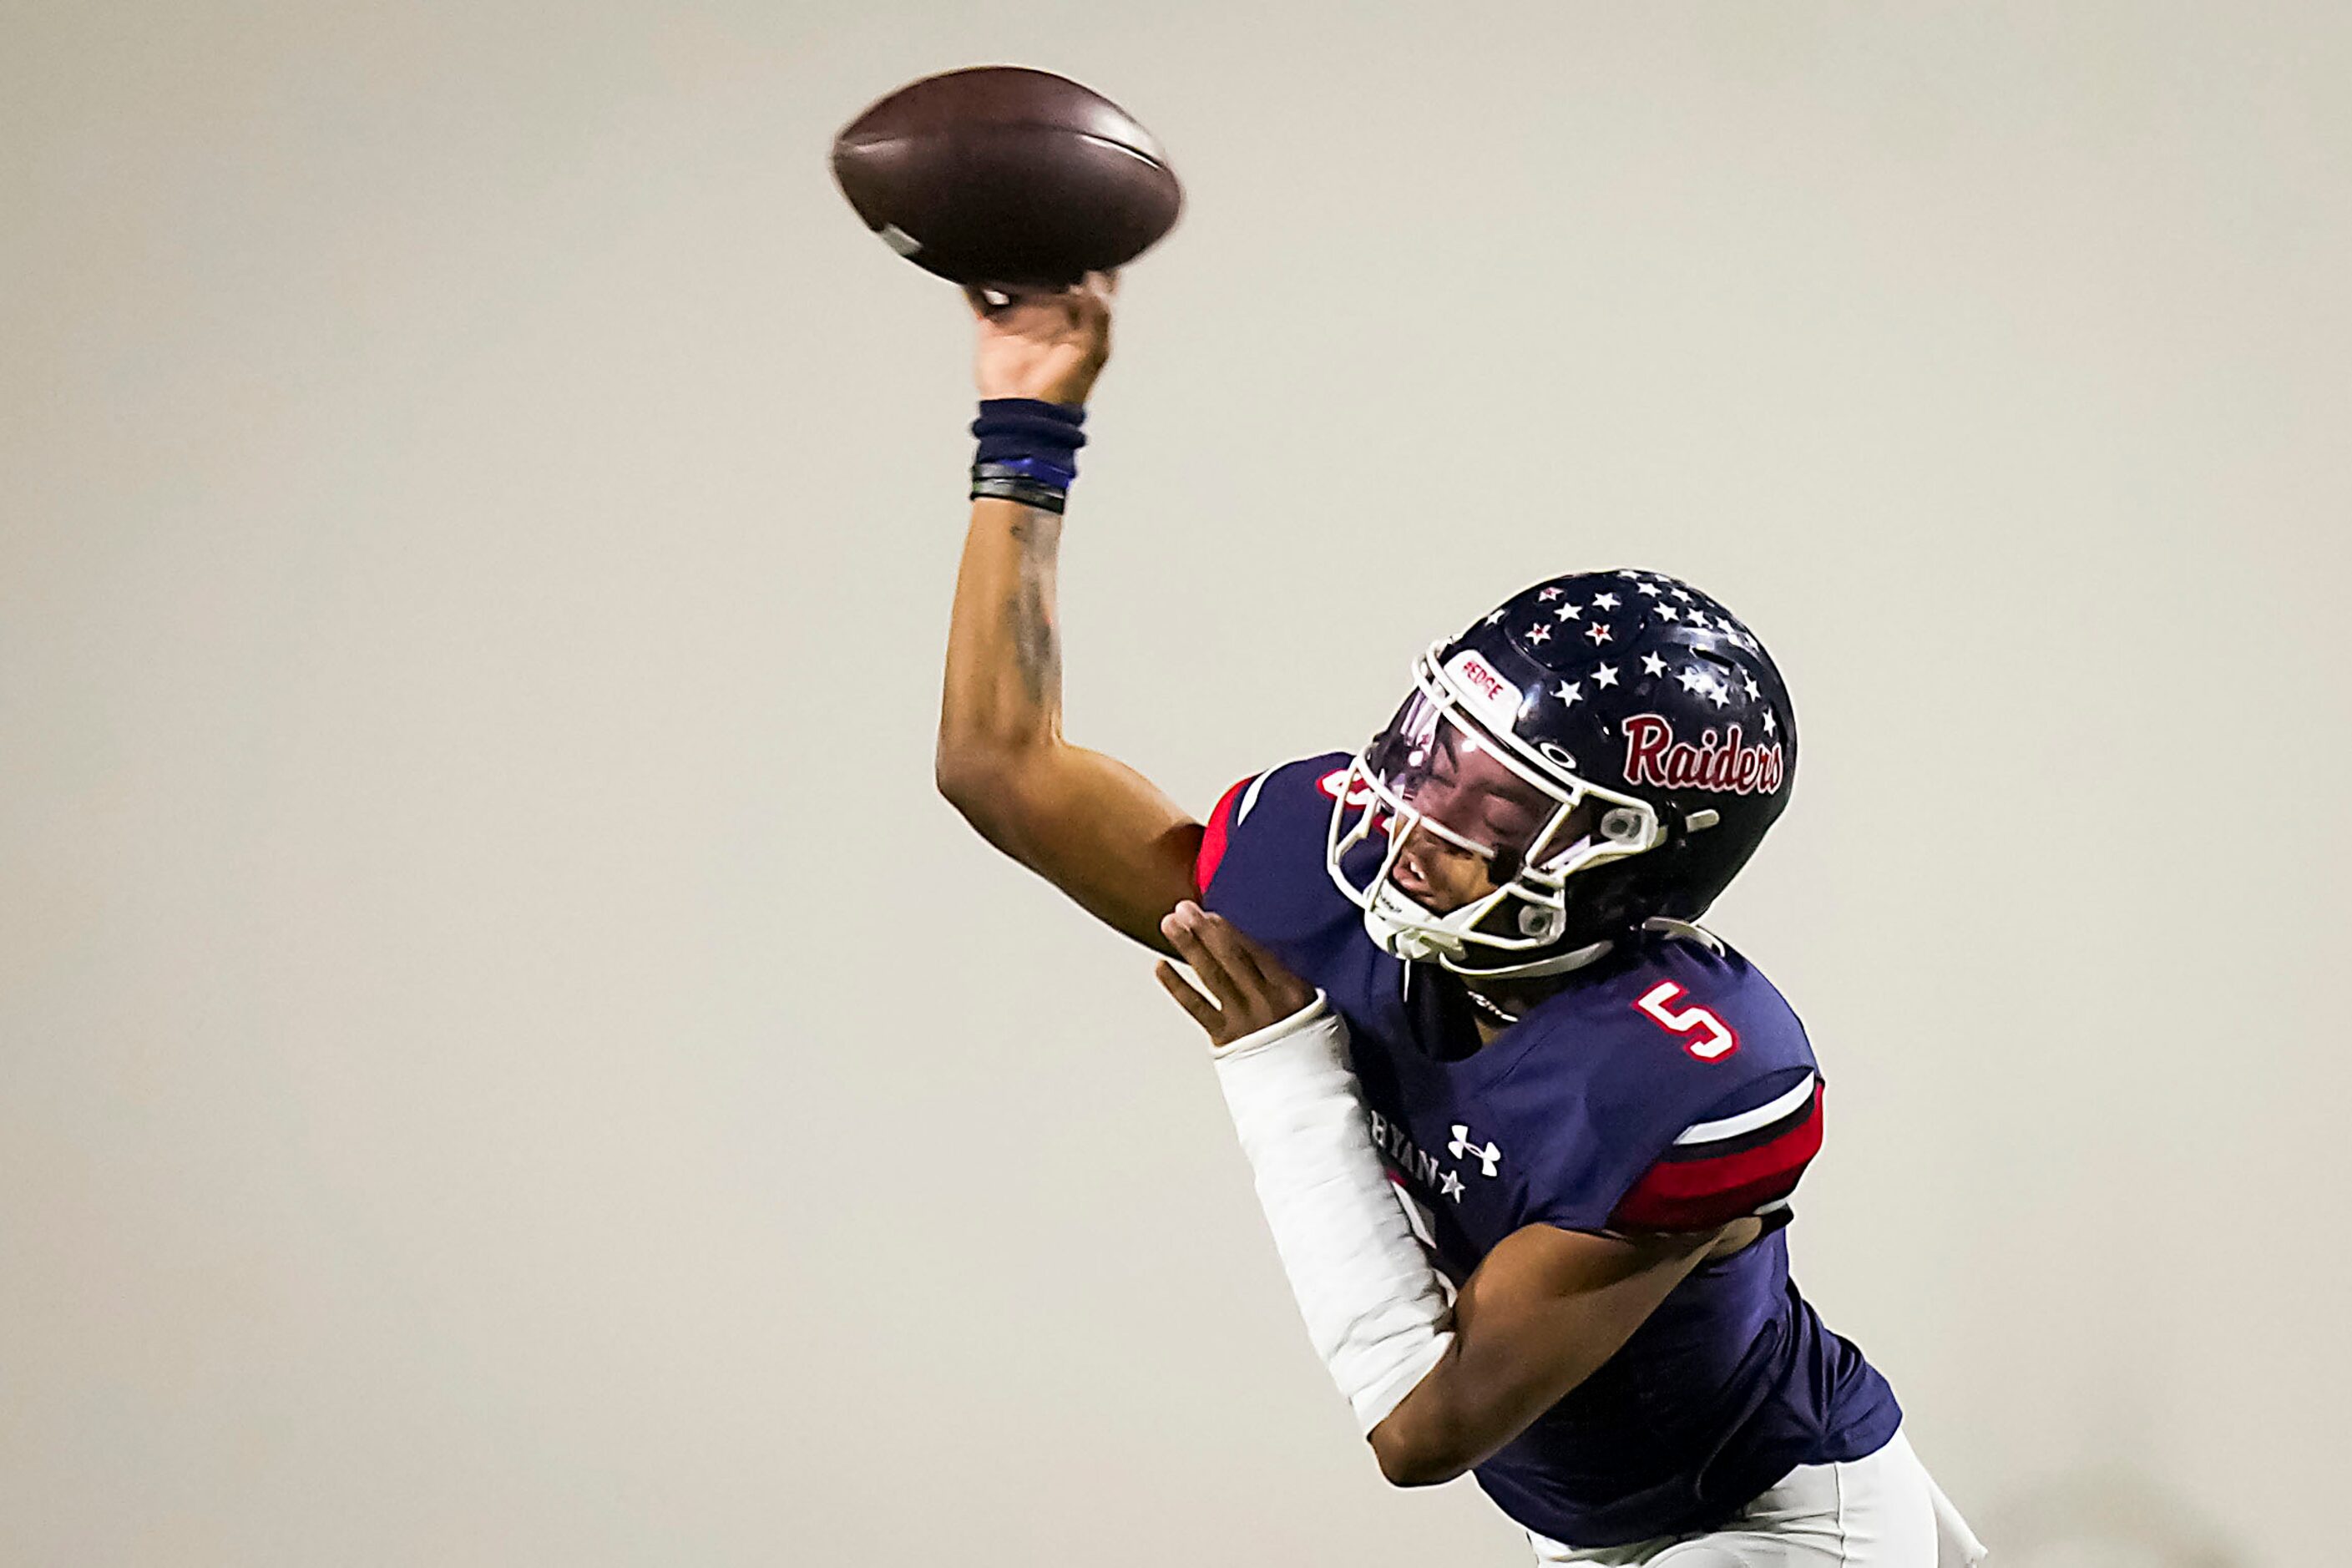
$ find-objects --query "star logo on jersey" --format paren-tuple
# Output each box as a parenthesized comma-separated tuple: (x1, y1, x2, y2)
(1448, 1124, 1502, 1177)
(1439, 1168, 1466, 1202)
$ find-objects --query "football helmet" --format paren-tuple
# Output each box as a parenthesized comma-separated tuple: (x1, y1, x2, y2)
(1325, 569, 1797, 977)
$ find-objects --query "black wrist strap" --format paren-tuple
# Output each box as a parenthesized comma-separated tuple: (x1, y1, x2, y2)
(970, 462, 1070, 514)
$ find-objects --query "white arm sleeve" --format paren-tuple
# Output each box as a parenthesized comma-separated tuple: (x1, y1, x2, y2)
(1210, 993, 1455, 1433)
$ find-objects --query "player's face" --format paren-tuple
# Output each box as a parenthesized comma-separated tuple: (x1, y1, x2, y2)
(1388, 822, 1500, 913)
(1365, 701, 1568, 916)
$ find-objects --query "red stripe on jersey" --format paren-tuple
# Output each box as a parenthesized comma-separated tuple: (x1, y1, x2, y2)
(1611, 1085, 1825, 1232)
(1194, 776, 1254, 896)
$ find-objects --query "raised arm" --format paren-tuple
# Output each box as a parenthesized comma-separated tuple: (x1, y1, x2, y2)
(933, 276, 1202, 954)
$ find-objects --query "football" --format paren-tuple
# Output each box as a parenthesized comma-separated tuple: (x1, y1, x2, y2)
(832, 66, 1182, 289)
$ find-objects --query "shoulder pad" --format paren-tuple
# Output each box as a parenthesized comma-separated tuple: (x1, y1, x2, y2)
(1491, 933, 1823, 1233)
(1195, 753, 1361, 954)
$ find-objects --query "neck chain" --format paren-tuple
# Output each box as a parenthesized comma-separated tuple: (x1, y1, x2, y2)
(1464, 986, 1522, 1026)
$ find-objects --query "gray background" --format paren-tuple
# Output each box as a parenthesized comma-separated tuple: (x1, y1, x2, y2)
(3, 2, 2344, 1564)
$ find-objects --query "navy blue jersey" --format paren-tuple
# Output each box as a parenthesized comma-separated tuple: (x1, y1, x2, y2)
(1197, 755, 1902, 1548)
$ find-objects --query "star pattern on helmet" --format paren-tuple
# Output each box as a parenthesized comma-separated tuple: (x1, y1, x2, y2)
(1456, 575, 1786, 797)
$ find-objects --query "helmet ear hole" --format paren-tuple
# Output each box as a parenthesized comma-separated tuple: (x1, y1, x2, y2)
(1517, 905, 1564, 939)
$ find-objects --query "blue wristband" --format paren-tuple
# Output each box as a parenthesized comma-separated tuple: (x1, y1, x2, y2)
(971, 398, 1087, 494)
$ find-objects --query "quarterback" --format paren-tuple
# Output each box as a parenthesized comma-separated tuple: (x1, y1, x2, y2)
(932, 275, 1985, 1566)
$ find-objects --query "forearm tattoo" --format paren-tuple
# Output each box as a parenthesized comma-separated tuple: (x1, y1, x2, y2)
(1005, 511, 1063, 706)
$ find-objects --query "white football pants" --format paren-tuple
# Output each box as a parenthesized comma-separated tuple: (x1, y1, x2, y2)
(1526, 1430, 1986, 1567)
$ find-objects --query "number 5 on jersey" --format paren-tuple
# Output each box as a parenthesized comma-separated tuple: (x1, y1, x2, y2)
(1635, 981, 1740, 1061)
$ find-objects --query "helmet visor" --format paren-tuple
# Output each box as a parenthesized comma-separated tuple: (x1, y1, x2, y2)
(1362, 688, 1569, 876)
(1363, 690, 1561, 869)
(1326, 650, 1672, 962)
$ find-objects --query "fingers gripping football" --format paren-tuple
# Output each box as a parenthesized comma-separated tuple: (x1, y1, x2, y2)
(969, 271, 1117, 405)
(1156, 902, 1318, 1047)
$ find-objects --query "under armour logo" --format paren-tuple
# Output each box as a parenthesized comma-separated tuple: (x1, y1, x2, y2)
(1448, 1124, 1502, 1177)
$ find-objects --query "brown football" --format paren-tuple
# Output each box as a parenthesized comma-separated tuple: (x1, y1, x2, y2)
(832, 66, 1182, 289)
